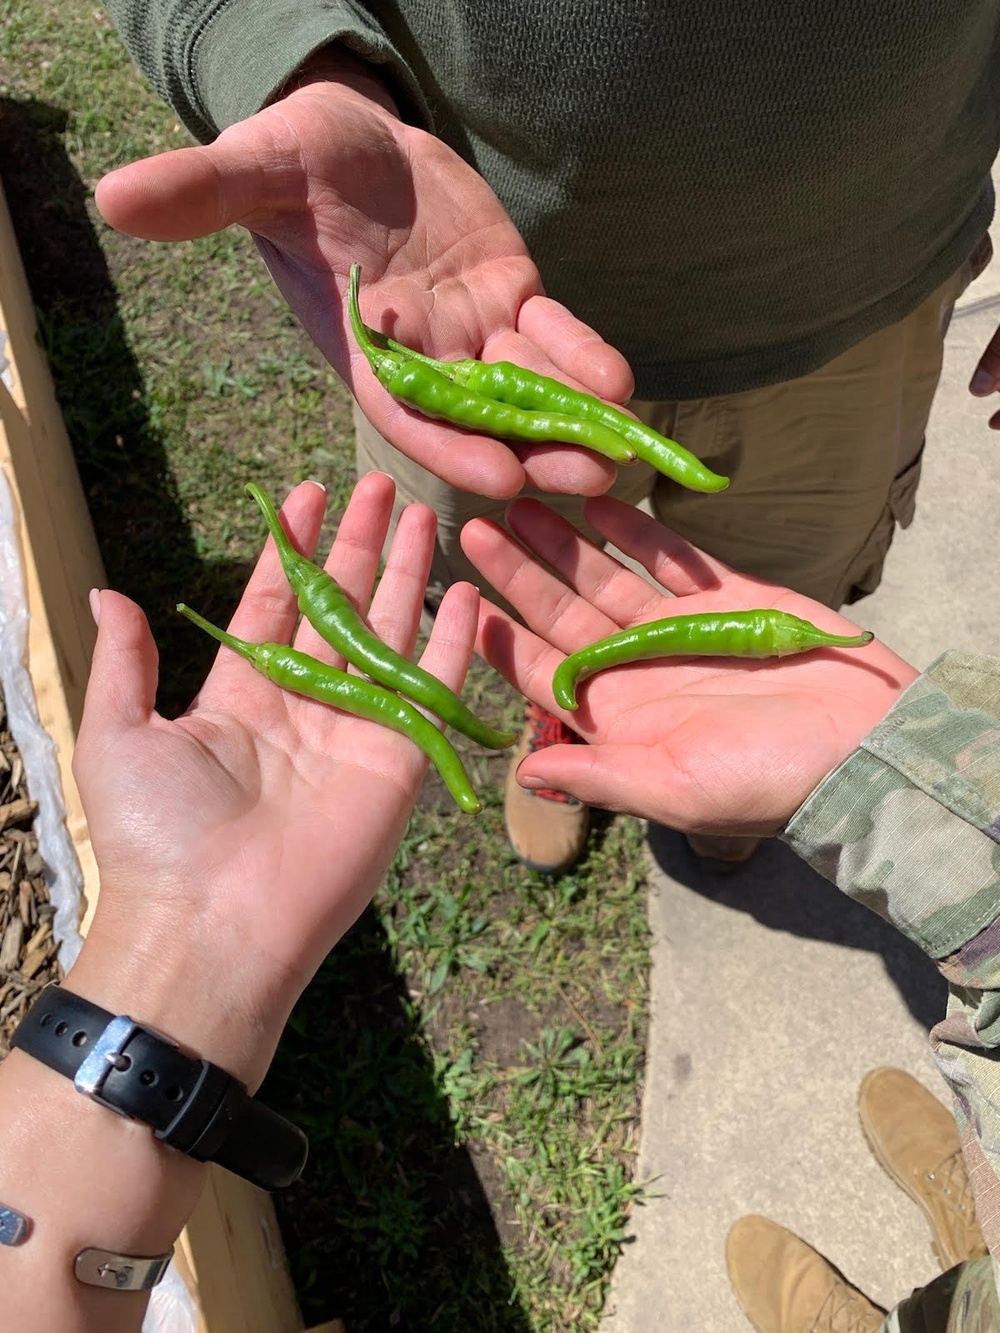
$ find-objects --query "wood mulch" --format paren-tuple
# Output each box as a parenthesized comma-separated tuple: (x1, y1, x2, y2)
(0, 684, 63, 1059)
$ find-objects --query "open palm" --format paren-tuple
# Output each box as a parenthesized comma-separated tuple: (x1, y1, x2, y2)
(95, 71, 632, 499)
(462, 497, 920, 835)
(72, 475, 480, 1082)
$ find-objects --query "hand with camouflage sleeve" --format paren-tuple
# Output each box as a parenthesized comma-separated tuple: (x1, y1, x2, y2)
(461, 496, 919, 837)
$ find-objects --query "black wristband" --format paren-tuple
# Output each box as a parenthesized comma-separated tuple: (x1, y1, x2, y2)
(12, 985, 307, 1191)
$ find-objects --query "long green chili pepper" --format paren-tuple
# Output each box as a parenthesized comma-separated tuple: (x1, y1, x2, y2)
(380, 341, 730, 495)
(358, 266, 728, 493)
(177, 603, 482, 814)
(245, 482, 516, 751)
(348, 265, 636, 464)
(552, 609, 875, 710)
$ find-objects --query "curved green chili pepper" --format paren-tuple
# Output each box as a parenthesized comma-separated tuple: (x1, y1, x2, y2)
(177, 603, 482, 814)
(348, 265, 636, 464)
(552, 609, 875, 710)
(381, 345, 730, 495)
(245, 483, 516, 751)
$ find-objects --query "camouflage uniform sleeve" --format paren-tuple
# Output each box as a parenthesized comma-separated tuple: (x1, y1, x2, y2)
(782, 649, 1000, 1253)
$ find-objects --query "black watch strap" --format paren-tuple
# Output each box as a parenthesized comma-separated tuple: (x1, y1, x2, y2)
(12, 985, 307, 1191)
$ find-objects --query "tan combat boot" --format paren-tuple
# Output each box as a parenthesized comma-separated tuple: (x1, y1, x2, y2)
(858, 1067, 987, 1270)
(726, 1215, 886, 1332)
(504, 703, 589, 874)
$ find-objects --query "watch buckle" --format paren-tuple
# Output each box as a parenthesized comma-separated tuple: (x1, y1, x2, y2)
(74, 1014, 141, 1116)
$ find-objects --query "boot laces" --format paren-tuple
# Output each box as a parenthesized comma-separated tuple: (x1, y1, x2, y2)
(813, 1281, 882, 1333)
(527, 703, 582, 752)
(524, 704, 584, 805)
(925, 1147, 978, 1228)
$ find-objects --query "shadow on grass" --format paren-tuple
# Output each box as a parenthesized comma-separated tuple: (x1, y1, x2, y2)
(264, 907, 534, 1332)
(2, 96, 532, 1329)
(0, 94, 239, 715)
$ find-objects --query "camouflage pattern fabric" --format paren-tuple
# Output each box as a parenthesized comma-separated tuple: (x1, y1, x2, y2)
(783, 650, 1000, 1324)
(882, 1255, 1000, 1332)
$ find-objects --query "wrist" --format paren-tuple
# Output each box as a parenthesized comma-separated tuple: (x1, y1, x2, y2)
(275, 44, 401, 121)
(65, 918, 286, 1092)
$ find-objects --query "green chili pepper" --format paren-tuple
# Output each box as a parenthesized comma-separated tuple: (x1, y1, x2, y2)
(552, 609, 875, 710)
(356, 266, 728, 493)
(177, 603, 482, 814)
(245, 483, 516, 751)
(348, 265, 636, 464)
(380, 342, 730, 495)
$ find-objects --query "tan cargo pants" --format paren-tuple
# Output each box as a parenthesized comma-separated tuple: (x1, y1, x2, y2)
(356, 235, 991, 615)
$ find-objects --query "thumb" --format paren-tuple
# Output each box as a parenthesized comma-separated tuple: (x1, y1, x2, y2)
(516, 742, 655, 818)
(95, 138, 269, 241)
(76, 590, 160, 754)
(969, 322, 1000, 398)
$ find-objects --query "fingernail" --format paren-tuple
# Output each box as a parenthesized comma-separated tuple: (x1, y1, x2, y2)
(88, 588, 102, 626)
(971, 369, 994, 395)
(304, 478, 327, 493)
(519, 774, 544, 789)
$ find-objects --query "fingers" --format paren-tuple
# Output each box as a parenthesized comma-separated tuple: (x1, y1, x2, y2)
(75, 591, 160, 759)
(194, 481, 327, 703)
(515, 295, 635, 405)
(462, 514, 628, 655)
(351, 378, 619, 500)
(417, 581, 479, 694)
(505, 498, 674, 624)
(299, 475, 435, 663)
(580, 496, 734, 597)
(515, 444, 621, 497)
(463, 500, 679, 651)
(475, 598, 567, 714)
(318, 483, 477, 690)
(969, 324, 1000, 428)
(353, 387, 531, 498)
(513, 741, 649, 816)
(287, 471, 397, 664)
(970, 324, 1000, 397)
(364, 503, 437, 656)
(95, 143, 261, 242)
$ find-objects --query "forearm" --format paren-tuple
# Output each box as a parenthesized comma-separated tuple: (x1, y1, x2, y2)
(0, 925, 287, 1333)
(0, 1045, 204, 1333)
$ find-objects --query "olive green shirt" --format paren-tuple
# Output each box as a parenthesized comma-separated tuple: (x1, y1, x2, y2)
(104, 2, 999, 398)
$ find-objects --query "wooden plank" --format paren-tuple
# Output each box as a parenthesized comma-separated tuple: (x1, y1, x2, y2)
(0, 178, 103, 925)
(182, 1167, 304, 1333)
(0, 177, 304, 1331)
(0, 387, 99, 909)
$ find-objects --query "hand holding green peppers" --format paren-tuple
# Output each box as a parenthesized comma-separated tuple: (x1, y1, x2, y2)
(349, 264, 729, 492)
(246, 482, 515, 751)
(179, 475, 493, 814)
(461, 496, 917, 835)
(177, 604, 482, 814)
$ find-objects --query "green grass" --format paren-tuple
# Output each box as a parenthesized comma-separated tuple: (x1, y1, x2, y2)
(1, 8, 653, 1328)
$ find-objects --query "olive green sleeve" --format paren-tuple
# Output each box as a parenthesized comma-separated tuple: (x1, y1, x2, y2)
(102, 0, 432, 142)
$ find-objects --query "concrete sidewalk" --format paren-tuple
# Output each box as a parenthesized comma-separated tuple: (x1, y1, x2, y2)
(602, 204, 1000, 1330)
